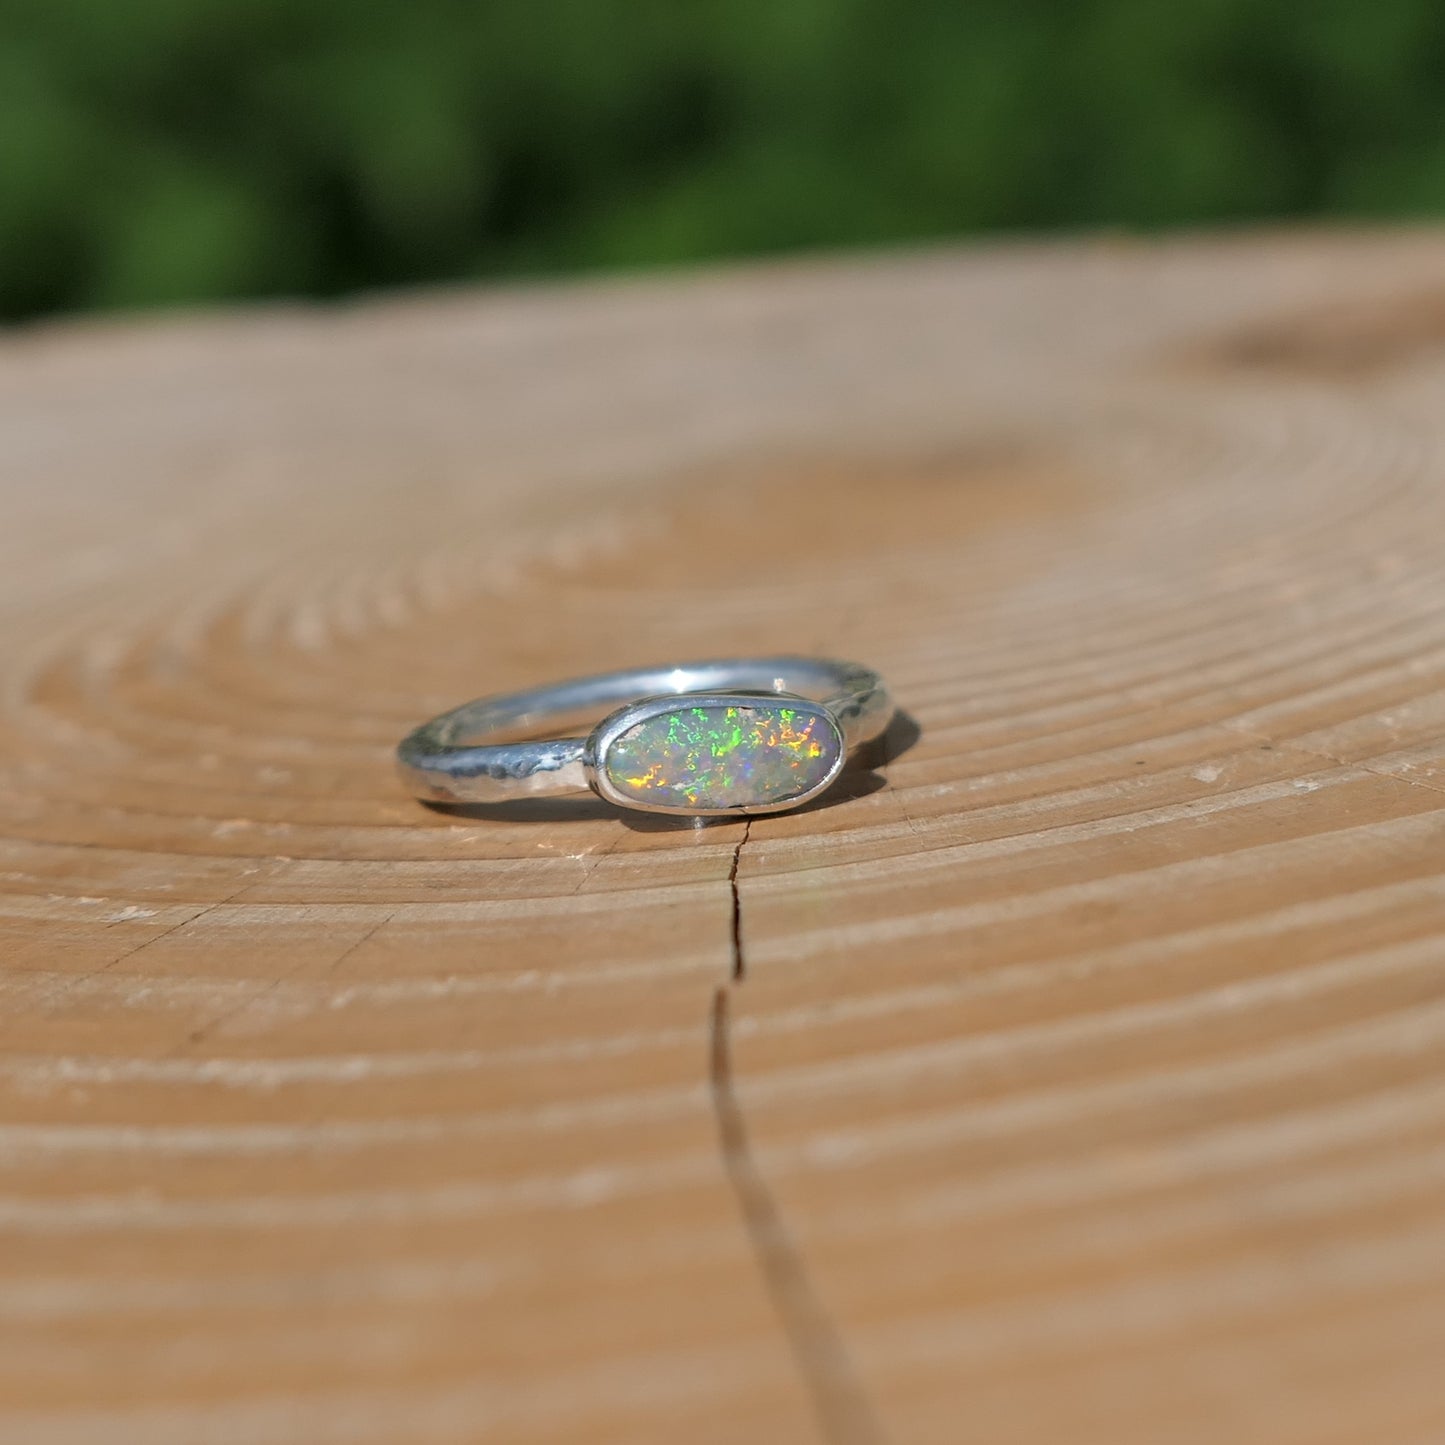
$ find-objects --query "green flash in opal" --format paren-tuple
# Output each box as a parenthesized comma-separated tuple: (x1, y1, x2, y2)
(600, 702, 842, 812)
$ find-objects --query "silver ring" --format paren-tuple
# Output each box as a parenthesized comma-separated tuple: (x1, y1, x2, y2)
(397, 656, 894, 817)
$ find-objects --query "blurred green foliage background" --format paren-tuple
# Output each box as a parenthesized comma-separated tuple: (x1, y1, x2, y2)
(3, 0, 1444, 319)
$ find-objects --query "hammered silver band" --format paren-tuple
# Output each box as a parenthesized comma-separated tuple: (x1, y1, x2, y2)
(397, 656, 893, 816)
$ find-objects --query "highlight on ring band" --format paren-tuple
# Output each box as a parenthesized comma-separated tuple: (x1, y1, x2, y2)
(397, 657, 893, 818)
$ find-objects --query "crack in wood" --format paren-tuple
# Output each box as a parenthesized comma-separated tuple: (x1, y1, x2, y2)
(709, 986, 889, 1445)
(728, 818, 752, 982)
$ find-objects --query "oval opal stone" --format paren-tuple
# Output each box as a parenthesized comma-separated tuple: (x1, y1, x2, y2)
(601, 702, 842, 812)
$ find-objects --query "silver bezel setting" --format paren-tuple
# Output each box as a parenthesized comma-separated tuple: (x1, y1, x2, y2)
(585, 692, 847, 817)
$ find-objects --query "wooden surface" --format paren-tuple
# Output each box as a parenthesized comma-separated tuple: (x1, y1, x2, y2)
(3, 231, 1445, 1444)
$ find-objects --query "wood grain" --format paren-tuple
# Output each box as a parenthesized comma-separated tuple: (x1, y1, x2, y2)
(3, 231, 1445, 1444)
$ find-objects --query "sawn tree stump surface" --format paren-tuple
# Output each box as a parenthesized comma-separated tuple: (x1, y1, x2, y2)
(2, 231, 1445, 1443)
